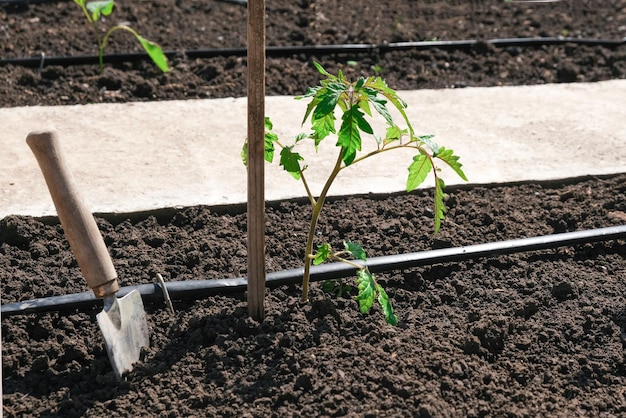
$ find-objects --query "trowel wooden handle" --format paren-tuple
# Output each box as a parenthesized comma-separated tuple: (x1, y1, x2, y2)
(26, 130, 119, 298)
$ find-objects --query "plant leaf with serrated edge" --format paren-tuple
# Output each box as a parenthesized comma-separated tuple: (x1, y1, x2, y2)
(241, 130, 277, 167)
(435, 147, 468, 181)
(86, 0, 113, 20)
(313, 243, 332, 265)
(434, 176, 447, 233)
(357, 97, 372, 117)
(311, 112, 336, 147)
(296, 85, 321, 100)
(368, 77, 414, 136)
(344, 241, 366, 260)
(313, 88, 342, 120)
(418, 135, 439, 154)
(355, 77, 365, 89)
(264, 116, 273, 131)
(355, 269, 376, 314)
(406, 153, 433, 192)
(384, 125, 403, 144)
(136, 36, 169, 72)
(279, 146, 304, 179)
(264, 131, 278, 163)
(377, 284, 398, 325)
(355, 110, 373, 135)
(365, 91, 394, 127)
(300, 94, 321, 126)
(294, 132, 309, 143)
(337, 105, 364, 166)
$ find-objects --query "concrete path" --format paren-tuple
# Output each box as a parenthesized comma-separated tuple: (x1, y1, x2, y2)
(1, 80, 625, 218)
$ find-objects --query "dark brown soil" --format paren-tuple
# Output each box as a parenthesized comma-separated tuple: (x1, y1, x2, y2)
(2, 1, 626, 417)
(3, 175, 626, 417)
(1, 0, 625, 107)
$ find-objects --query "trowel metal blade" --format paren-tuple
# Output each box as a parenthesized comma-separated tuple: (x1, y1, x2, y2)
(96, 289, 149, 380)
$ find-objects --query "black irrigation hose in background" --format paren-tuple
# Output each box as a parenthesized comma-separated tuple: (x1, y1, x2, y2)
(1, 37, 624, 69)
(3, 225, 625, 317)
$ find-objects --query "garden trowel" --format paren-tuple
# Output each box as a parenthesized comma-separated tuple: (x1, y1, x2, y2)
(26, 130, 149, 380)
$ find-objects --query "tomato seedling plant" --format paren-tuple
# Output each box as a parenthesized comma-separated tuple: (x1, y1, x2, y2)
(243, 62, 467, 324)
(73, 0, 169, 72)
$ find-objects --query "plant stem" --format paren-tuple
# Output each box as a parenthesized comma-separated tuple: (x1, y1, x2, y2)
(301, 151, 344, 302)
(99, 25, 140, 72)
(329, 254, 363, 270)
(349, 140, 421, 166)
(77, 4, 104, 70)
(300, 171, 316, 206)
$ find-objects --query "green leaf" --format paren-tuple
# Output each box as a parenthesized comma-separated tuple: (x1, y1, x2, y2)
(377, 285, 398, 325)
(384, 125, 403, 144)
(322, 279, 353, 298)
(264, 131, 278, 163)
(357, 96, 372, 117)
(355, 269, 376, 314)
(337, 105, 364, 166)
(313, 61, 334, 79)
(367, 77, 414, 136)
(366, 93, 394, 127)
(406, 153, 433, 192)
(344, 241, 366, 261)
(241, 132, 277, 166)
(264, 116, 273, 131)
(74, 0, 86, 7)
(311, 112, 336, 147)
(336, 69, 345, 83)
(294, 132, 309, 143)
(313, 243, 332, 265)
(355, 110, 373, 135)
(136, 36, 169, 72)
(312, 85, 343, 119)
(240, 139, 248, 167)
(296, 86, 322, 100)
(279, 146, 304, 180)
(86, 0, 114, 20)
(297, 86, 323, 125)
(434, 177, 447, 233)
(435, 147, 468, 181)
(356, 268, 398, 325)
(322, 280, 336, 292)
(418, 135, 439, 154)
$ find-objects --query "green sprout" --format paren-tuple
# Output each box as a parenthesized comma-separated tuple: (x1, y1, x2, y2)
(73, 0, 169, 72)
(243, 62, 467, 325)
(370, 64, 383, 76)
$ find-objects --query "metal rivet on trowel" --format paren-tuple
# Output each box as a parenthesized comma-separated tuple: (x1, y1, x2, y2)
(155, 273, 175, 314)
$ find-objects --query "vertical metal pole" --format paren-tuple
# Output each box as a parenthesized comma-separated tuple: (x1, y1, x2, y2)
(247, 0, 266, 321)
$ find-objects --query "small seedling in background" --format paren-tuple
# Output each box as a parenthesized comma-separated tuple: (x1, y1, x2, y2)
(73, 0, 169, 72)
(243, 62, 467, 325)
(370, 64, 383, 75)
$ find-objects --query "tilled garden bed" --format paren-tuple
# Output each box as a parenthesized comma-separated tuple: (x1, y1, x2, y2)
(2, 0, 626, 416)
(3, 175, 626, 416)
(1, 0, 625, 106)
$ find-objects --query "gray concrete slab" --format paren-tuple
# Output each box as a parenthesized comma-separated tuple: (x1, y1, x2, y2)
(1, 80, 625, 218)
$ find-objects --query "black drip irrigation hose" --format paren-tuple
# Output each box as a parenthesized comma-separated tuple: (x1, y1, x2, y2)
(3, 225, 625, 317)
(1, 37, 624, 69)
